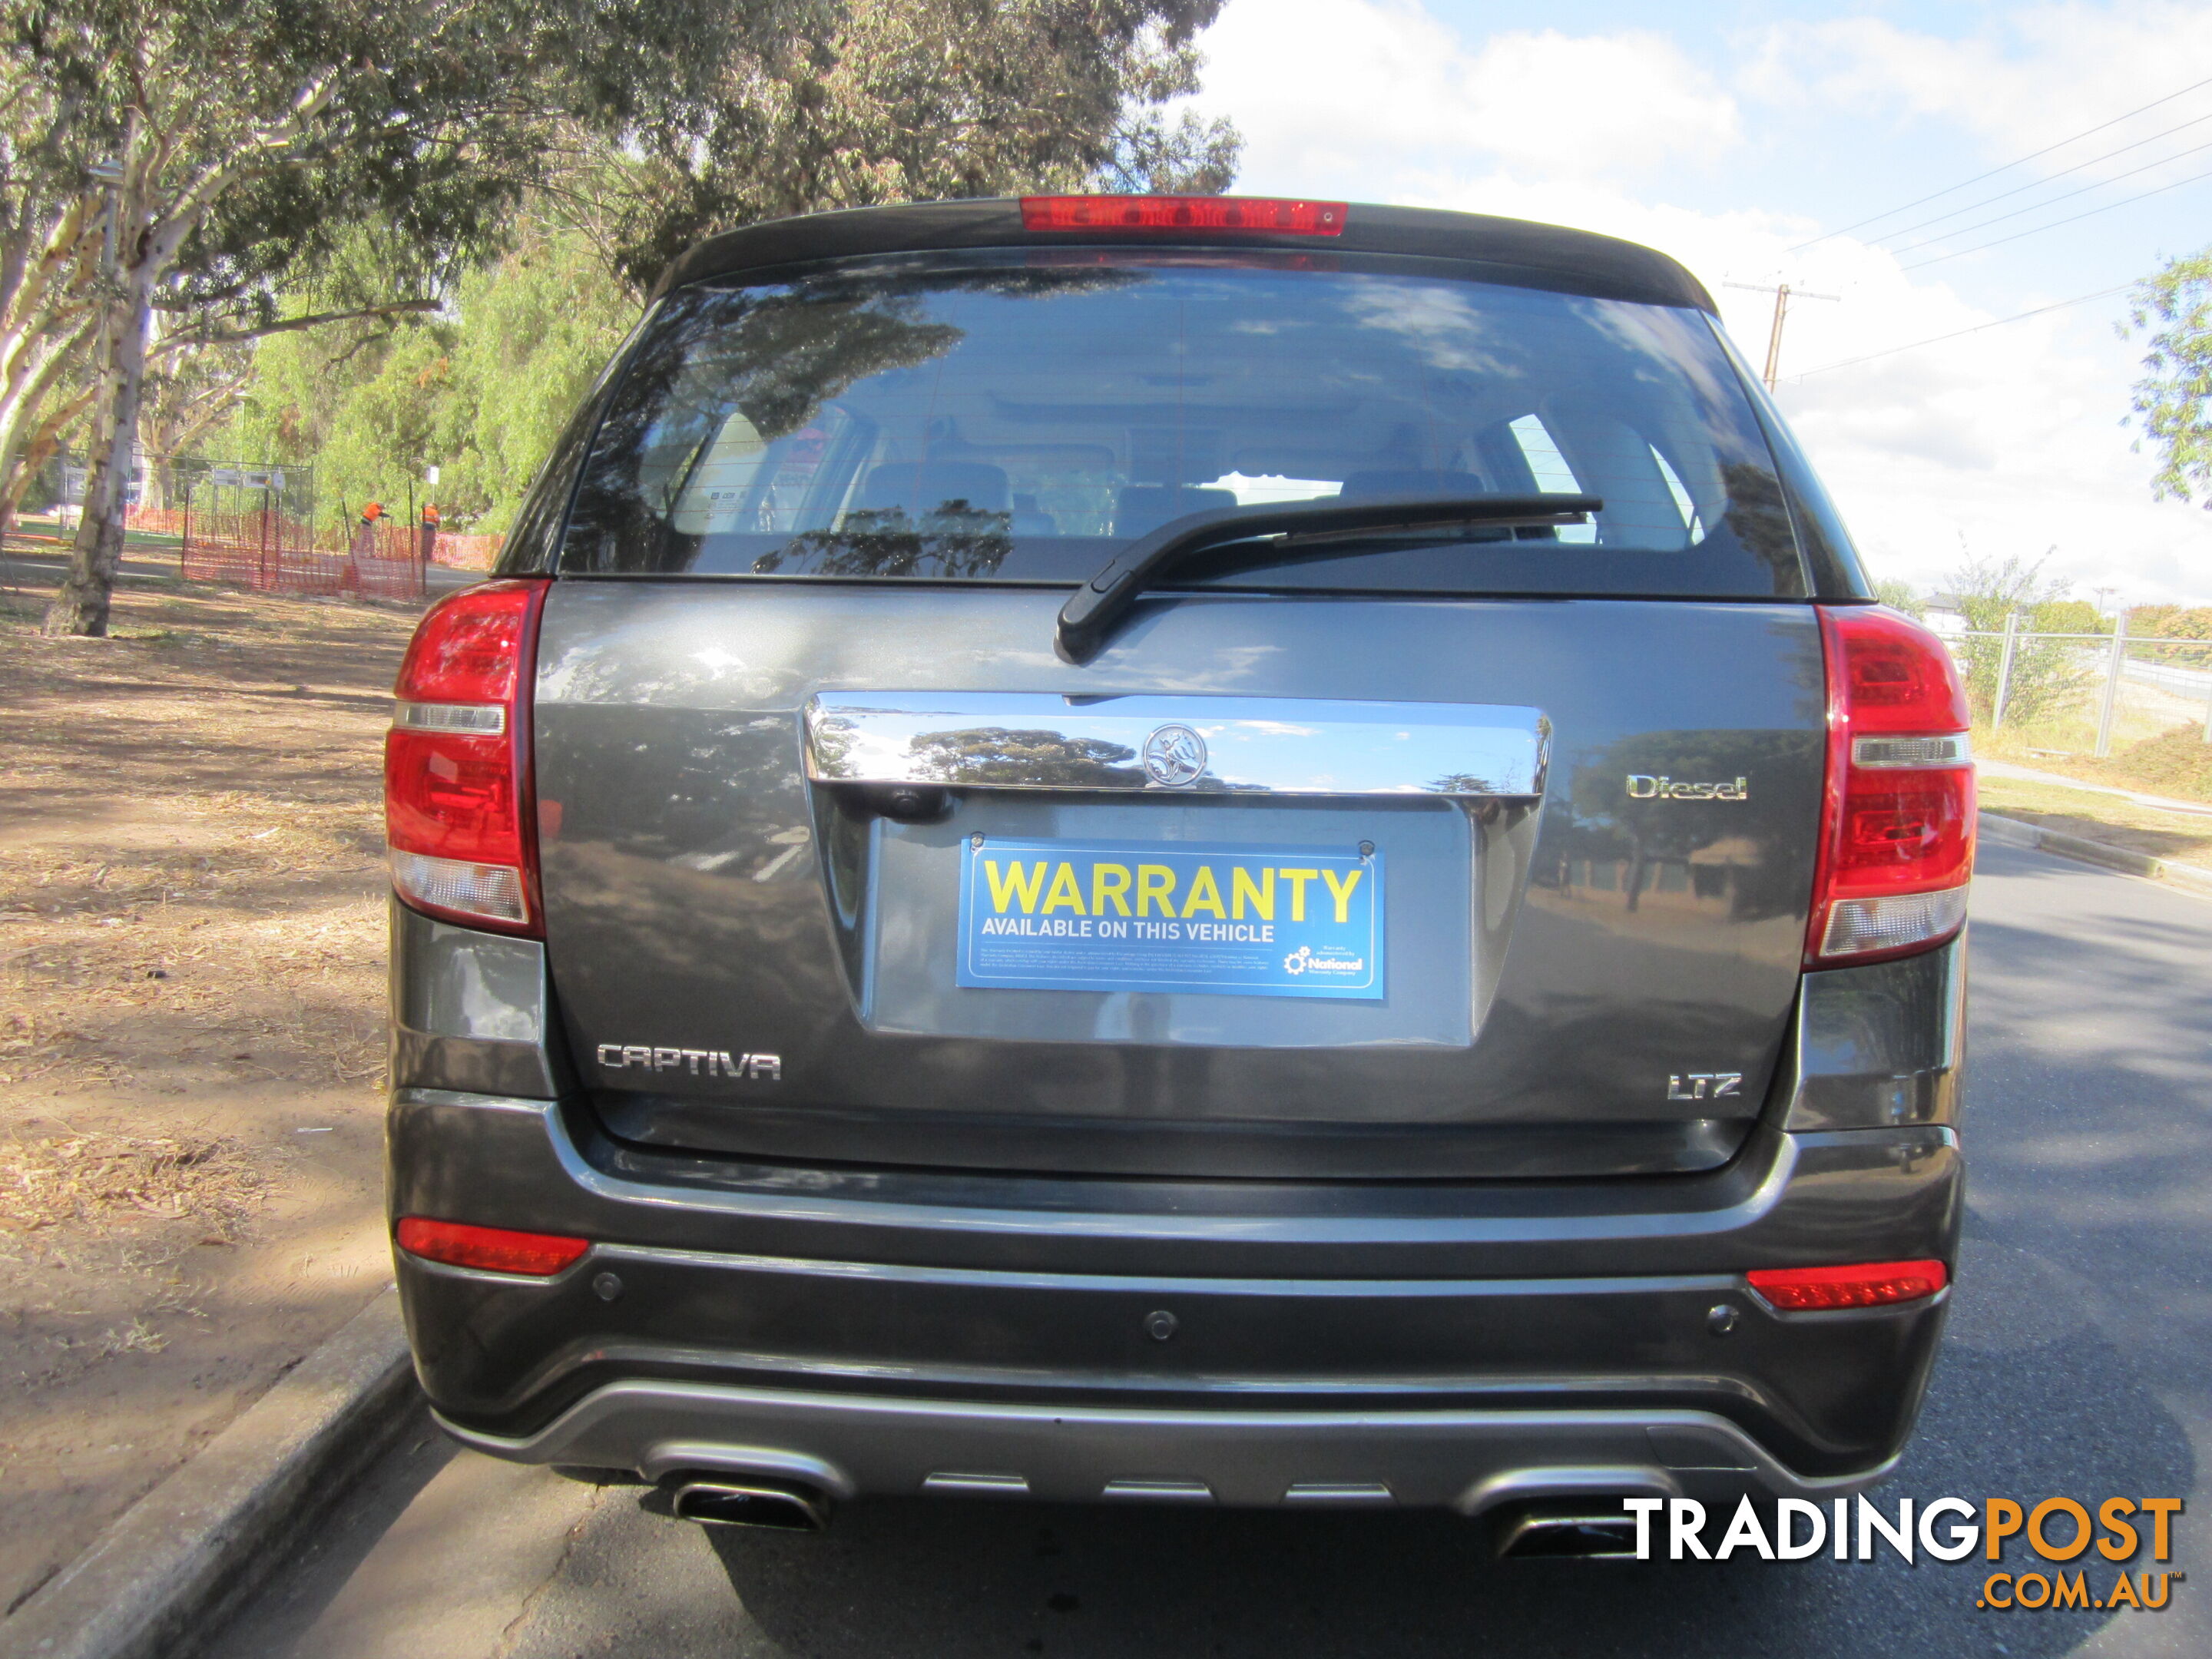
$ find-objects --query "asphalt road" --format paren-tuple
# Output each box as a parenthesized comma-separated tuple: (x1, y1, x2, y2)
(208, 842, 2212, 1659)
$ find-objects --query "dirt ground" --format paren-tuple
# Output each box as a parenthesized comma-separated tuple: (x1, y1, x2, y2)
(0, 565, 419, 1618)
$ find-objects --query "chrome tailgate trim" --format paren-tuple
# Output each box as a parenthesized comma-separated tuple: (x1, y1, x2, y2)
(803, 692, 1549, 797)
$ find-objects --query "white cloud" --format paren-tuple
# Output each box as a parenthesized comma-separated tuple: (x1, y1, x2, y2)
(1194, 0, 1738, 187)
(1743, 3, 2212, 178)
(1369, 173, 2212, 601)
(1186, 0, 2212, 604)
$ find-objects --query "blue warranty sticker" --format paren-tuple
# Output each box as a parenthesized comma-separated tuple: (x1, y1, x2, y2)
(956, 838, 1382, 1000)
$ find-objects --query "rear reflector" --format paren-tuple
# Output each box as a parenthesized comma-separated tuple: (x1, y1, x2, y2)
(386, 580, 548, 935)
(396, 1217, 589, 1277)
(1021, 195, 1347, 236)
(1820, 886, 1970, 959)
(389, 849, 528, 926)
(1807, 606, 1975, 967)
(1747, 1259, 1949, 1311)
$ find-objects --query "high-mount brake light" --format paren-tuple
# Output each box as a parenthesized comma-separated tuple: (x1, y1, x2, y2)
(384, 579, 548, 935)
(395, 1217, 589, 1277)
(1747, 1259, 1949, 1312)
(1807, 605, 1975, 966)
(1020, 195, 1348, 236)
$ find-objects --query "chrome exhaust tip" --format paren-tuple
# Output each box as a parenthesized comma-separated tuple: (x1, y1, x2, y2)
(1493, 1508, 1643, 1560)
(672, 1478, 833, 1532)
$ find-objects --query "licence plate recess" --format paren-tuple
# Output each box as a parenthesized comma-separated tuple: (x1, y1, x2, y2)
(956, 838, 1383, 1000)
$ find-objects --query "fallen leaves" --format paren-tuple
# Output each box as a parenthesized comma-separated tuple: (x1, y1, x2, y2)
(0, 1131, 267, 1237)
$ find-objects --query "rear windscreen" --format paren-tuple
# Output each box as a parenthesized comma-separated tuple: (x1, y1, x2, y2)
(560, 251, 1805, 598)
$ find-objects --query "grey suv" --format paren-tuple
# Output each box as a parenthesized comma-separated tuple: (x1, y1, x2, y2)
(384, 196, 1972, 1545)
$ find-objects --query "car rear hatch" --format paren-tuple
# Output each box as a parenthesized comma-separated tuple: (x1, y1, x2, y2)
(529, 204, 1830, 1181)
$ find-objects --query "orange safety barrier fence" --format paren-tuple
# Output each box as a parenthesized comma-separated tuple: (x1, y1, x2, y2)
(429, 531, 501, 571)
(179, 509, 427, 602)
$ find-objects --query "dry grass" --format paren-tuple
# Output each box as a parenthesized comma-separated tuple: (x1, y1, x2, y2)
(1977, 775, 2212, 866)
(0, 1131, 267, 1237)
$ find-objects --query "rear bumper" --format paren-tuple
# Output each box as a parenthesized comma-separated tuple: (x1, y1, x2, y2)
(389, 1088, 1960, 1505)
(437, 1381, 1900, 1515)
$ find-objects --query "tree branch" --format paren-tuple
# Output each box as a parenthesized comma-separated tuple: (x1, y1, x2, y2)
(149, 298, 441, 357)
(147, 65, 345, 272)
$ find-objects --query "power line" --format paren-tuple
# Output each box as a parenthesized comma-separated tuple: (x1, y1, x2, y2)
(1866, 106, 2212, 250)
(1791, 283, 2134, 378)
(1899, 160, 2212, 270)
(1789, 71, 2212, 251)
(1886, 132, 2212, 257)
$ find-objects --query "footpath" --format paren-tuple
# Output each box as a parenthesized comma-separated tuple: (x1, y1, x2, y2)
(0, 569, 419, 1644)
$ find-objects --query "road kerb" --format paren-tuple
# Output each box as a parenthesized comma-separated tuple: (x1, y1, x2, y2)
(1979, 810, 2212, 899)
(1, 1286, 416, 1659)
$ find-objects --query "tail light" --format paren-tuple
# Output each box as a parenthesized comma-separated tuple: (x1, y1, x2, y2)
(1747, 1258, 1949, 1311)
(1807, 605, 1975, 966)
(1021, 195, 1347, 235)
(396, 1217, 588, 1277)
(384, 579, 549, 935)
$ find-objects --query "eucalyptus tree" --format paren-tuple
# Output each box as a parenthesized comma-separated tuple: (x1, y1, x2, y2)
(18, 0, 803, 636)
(0, 47, 103, 541)
(571, 0, 1237, 293)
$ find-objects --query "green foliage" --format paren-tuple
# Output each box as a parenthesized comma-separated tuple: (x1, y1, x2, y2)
(578, 0, 1237, 293)
(1869, 578, 1922, 618)
(2126, 603, 2212, 670)
(2127, 249, 2212, 506)
(436, 228, 637, 528)
(2128, 603, 2212, 639)
(2036, 598, 2105, 635)
(215, 223, 633, 531)
(1945, 551, 2098, 727)
(15, 0, 813, 333)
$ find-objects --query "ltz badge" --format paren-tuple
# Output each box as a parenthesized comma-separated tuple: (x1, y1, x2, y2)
(1668, 1071, 1743, 1100)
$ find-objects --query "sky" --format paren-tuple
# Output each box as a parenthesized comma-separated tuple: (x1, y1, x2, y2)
(1174, 0, 2212, 607)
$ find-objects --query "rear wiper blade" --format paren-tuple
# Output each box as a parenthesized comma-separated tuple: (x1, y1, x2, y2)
(1055, 493, 1601, 664)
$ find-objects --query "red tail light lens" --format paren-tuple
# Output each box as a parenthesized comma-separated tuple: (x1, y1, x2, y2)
(385, 580, 548, 935)
(396, 1217, 589, 1277)
(1808, 606, 1975, 965)
(1747, 1258, 1949, 1311)
(1021, 195, 1348, 236)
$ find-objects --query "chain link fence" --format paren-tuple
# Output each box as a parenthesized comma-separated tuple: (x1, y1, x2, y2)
(1951, 618, 2212, 757)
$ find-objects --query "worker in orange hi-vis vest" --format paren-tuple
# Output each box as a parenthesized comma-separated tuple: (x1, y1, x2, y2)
(352, 500, 385, 566)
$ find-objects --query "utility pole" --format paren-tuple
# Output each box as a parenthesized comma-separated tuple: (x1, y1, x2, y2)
(1723, 281, 1840, 390)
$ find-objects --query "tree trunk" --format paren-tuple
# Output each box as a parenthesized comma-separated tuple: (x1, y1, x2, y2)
(41, 274, 149, 637)
(0, 386, 95, 535)
(0, 313, 94, 521)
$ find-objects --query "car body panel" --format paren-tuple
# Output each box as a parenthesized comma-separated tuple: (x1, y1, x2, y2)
(531, 586, 1826, 1179)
